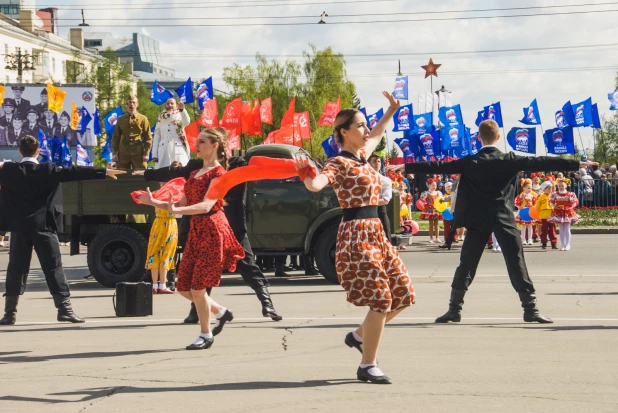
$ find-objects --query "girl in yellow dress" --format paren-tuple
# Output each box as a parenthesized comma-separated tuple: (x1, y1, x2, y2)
(147, 178, 180, 294)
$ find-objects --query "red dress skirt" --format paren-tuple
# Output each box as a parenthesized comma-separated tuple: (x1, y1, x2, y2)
(176, 166, 245, 292)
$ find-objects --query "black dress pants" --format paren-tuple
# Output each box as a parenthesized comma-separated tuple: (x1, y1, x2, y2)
(5, 230, 70, 298)
(378, 205, 392, 241)
(451, 212, 535, 293)
(235, 233, 270, 290)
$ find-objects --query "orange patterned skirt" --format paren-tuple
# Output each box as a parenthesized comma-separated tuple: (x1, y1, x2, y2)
(335, 218, 415, 313)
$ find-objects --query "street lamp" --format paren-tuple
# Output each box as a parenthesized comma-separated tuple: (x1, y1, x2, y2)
(4, 47, 36, 83)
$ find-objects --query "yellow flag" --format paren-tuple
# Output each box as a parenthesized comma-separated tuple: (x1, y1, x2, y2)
(47, 83, 66, 113)
(71, 102, 80, 130)
(0, 85, 5, 106)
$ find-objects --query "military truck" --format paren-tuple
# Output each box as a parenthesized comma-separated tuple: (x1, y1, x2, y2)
(62, 144, 402, 288)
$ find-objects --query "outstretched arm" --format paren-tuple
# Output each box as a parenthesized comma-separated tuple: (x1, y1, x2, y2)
(513, 155, 596, 173)
(364, 91, 400, 156)
(136, 158, 203, 181)
(390, 158, 468, 175)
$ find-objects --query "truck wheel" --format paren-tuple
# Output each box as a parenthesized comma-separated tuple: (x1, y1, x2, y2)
(313, 224, 339, 284)
(87, 226, 148, 288)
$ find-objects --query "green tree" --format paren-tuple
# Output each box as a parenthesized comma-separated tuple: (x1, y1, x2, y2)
(388, 143, 400, 160)
(593, 72, 618, 165)
(221, 45, 359, 157)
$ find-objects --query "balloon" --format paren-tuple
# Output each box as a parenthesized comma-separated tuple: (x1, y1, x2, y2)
(519, 207, 532, 222)
(434, 196, 447, 212)
(442, 208, 453, 220)
(131, 177, 186, 204)
(416, 199, 426, 211)
(410, 220, 419, 235)
(206, 156, 297, 200)
(400, 204, 409, 218)
(529, 207, 540, 220)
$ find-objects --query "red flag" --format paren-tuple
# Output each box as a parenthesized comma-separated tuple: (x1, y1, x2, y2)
(225, 127, 241, 156)
(260, 97, 273, 124)
(198, 98, 219, 128)
(263, 131, 275, 144)
(221, 97, 242, 130)
(317, 97, 340, 126)
(295, 111, 311, 139)
(274, 124, 295, 145)
(252, 98, 262, 136)
(241, 100, 253, 135)
(281, 97, 295, 127)
(184, 121, 200, 153)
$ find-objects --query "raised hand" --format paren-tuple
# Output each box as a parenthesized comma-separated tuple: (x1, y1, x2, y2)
(178, 101, 185, 111)
(167, 192, 176, 213)
(386, 164, 404, 173)
(382, 91, 400, 114)
(131, 170, 145, 176)
(136, 187, 155, 205)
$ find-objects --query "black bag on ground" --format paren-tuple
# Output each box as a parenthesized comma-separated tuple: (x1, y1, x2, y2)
(113, 282, 153, 317)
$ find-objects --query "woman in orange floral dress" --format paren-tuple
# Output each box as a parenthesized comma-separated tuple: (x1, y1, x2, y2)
(295, 91, 415, 384)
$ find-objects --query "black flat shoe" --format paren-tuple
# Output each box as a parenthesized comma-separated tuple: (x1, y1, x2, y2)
(356, 366, 391, 384)
(345, 332, 363, 354)
(57, 312, 85, 323)
(262, 306, 283, 321)
(185, 336, 214, 350)
(212, 310, 234, 336)
(524, 312, 553, 323)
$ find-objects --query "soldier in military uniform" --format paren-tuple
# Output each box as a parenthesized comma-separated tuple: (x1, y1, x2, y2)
(39, 107, 59, 139)
(24, 108, 40, 136)
(11, 86, 31, 116)
(32, 88, 51, 120)
(6, 116, 27, 147)
(112, 95, 152, 170)
(0, 98, 16, 129)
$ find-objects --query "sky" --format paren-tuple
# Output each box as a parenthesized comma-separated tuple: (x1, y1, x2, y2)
(44, 0, 618, 156)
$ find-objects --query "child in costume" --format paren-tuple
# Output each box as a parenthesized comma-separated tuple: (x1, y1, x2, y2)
(440, 182, 456, 244)
(534, 180, 558, 250)
(420, 178, 442, 243)
(549, 178, 580, 251)
(515, 178, 538, 245)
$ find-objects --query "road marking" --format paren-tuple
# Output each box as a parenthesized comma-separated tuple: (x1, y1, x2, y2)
(9, 316, 618, 326)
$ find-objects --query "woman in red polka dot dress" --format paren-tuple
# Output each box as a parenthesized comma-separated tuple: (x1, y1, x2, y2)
(295, 92, 415, 384)
(137, 128, 245, 351)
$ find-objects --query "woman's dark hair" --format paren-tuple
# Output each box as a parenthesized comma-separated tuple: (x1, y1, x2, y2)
(333, 108, 361, 145)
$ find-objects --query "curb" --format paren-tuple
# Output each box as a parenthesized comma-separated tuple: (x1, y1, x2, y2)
(413, 228, 618, 236)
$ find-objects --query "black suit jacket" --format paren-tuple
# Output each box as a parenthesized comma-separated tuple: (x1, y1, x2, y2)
(57, 126, 78, 146)
(0, 161, 106, 232)
(39, 120, 59, 141)
(144, 157, 248, 237)
(5, 128, 26, 147)
(405, 147, 580, 229)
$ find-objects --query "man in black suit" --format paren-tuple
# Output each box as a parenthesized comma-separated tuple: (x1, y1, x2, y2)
(0, 135, 125, 325)
(397, 120, 597, 324)
(134, 156, 283, 322)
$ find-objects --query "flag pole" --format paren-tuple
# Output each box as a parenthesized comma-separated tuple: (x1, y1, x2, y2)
(539, 123, 547, 156)
(501, 126, 508, 152)
(575, 127, 586, 156)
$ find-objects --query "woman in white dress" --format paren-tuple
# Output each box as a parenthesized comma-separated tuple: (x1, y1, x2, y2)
(152, 98, 191, 168)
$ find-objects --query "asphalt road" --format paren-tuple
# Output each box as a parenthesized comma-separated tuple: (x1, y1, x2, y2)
(0, 234, 616, 413)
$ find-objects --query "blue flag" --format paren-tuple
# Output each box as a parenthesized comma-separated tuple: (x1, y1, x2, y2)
(571, 97, 593, 127)
(438, 104, 464, 127)
(591, 103, 601, 129)
(520, 99, 541, 125)
(148, 125, 156, 162)
(475, 102, 503, 127)
(418, 130, 441, 159)
(151, 80, 174, 106)
(93, 108, 101, 136)
(506, 127, 536, 154)
(51, 136, 62, 165)
(452, 127, 471, 159)
(609, 88, 618, 111)
(392, 104, 412, 132)
(321, 135, 341, 158)
(79, 106, 92, 134)
(38, 129, 51, 163)
(196, 77, 214, 110)
(366, 108, 384, 130)
(60, 138, 72, 167)
(101, 137, 113, 162)
(440, 125, 466, 151)
(104, 106, 123, 135)
(469, 131, 481, 155)
(555, 101, 576, 128)
(175, 77, 194, 104)
(413, 112, 432, 134)
(545, 127, 575, 155)
(359, 107, 367, 121)
(395, 132, 418, 161)
(76, 141, 92, 166)
(392, 76, 408, 100)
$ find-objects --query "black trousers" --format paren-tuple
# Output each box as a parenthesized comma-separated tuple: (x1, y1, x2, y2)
(235, 232, 270, 290)
(378, 206, 392, 241)
(5, 230, 70, 298)
(451, 213, 535, 293)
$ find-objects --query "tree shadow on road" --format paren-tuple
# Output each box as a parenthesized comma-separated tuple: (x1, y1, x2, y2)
(0, 348, 183, 364)
(0, 379, 359, 404)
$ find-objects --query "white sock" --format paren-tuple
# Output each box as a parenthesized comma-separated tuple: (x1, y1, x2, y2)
(359, 363, 384, 376)
(200, 332, 213, 340)
(191, 333, 212, 345)
(215, 308, 227, 319)
(352, 331, 363, 342)
(521, 226, 526, 240)
(158, 283, 165, 289)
